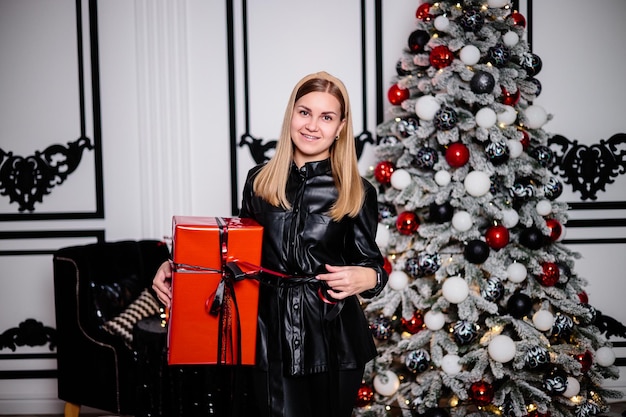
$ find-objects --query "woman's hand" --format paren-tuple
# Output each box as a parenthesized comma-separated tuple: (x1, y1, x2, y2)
(152, 260, 173, 307)
(316, 264, 377, 300)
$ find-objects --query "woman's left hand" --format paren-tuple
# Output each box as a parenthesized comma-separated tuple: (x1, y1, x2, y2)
(316, 264, 377, 300)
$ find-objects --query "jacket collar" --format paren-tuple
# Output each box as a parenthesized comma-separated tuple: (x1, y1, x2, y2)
(291, 158, 332, 179)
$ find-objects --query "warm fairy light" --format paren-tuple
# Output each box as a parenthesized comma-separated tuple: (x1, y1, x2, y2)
(385, 405, 392, 411)
(527, 404, 537, 413)
(449, 396, 459, 407)
(571, 395, 583, 404)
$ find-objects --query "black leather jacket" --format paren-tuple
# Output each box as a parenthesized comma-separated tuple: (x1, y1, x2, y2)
(240, 158, 388, 376)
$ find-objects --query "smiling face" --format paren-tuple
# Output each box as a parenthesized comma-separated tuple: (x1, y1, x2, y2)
(290, 91, 346, 167)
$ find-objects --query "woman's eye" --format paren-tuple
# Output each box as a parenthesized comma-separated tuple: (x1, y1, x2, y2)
(323, 115, 333, 121)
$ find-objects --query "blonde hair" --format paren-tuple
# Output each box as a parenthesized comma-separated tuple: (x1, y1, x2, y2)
(253, 71, 364, 221)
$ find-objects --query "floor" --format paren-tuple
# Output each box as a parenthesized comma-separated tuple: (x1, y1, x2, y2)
(3, 402, 625, 417)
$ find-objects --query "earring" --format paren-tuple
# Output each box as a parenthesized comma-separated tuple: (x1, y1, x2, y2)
(335, 136, 339, 141)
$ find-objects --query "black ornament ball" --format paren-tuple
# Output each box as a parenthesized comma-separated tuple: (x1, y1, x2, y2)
(453, 320, 478, 345)
(543, 367, 568, 395)
(530, 145, 555, 168)
(459, 8, 484, 32)
(370, 316, 393, 340)
(519, 226, 545, 250)
(415, 147, 439, 169)
(405, 349, 430, 373)
(575, 401, 601, 417)
(518, 53, 543, 76)
(396, 60, 412, 76)
(509, 178, 535, 201)
(392, 116, 420, 138)
(529, 77, 542, 96)
(408, 29, 430, 53)
(580, 303, 597, 325)
(377, 136, 399, 146)
(481, 277, 504, 302)
(543, 177, 563, 200)
(485, 141, 510, 165)
(405, 253, 442, 278)
(488, 44, 510, 67)
(429, 202, 454, 223)
(557, 262, 572, 284)
(507, 292, 533, 318)
(551, 314, 574, 339)
(525, 345, 550, 370)
(378, 202, 397, 221)
(464, 240, 490, 264)
(433, 106, 459, 131)
(470, 71, 496, 94)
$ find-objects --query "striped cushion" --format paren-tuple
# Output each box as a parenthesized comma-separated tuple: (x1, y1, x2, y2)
(102, 289, 160, 348)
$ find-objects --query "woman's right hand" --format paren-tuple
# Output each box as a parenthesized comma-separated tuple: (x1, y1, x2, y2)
(152, 260, 173, 307)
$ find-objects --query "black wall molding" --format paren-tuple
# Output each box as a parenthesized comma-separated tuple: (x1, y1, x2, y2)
(0, 0, 104, 221)
(0, 319, 56, 353)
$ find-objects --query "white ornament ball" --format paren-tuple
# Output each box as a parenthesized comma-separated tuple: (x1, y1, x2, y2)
(440, 354, 462, 375)
(507, 139, 524, 158)
(476, 107, 497, 128)
(464, 171, 491, 197)
(452, 211, 473, 232)
(415, 95, 441, 121)
(506, 263, 527, 283)
(502, 31, 519, 47)
(595, 346, 616, 367)
(488, 334, 516, 363)
(390, 169, 412, 190)
(435, 170, 452, 186)
(562, 377, 580, 398)
(501, 208, 520, 228)
(434, 15, 450, 31)
(442, 276, 469, 304)
(524, 105, 548, 129)
(532, 310, 555, 331)
(376, 224, 390, 248)
(388, 270, 409, 290)
(497, 105, 517, 126)
(424, 310, 446, 330)
(460, 45, 481, 66)
(373, 370, 400, 396)
(487, 0, 510, 7)
(535, 199, 553, 216)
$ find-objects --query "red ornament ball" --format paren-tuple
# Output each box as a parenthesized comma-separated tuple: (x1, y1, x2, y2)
(469, 380, 494, 406)
(402, 311, 425, 334)
(519, 129, 530, 149)
(538, 262, 560, 286)
(545, 218, 562, 241)
(578, 291, 589, 304)
(510, 11, 526, 27)
(445, 142, 470, 167)
(397, 211, 420, 235)
(387, 84, 410, 105)
(374, 161, 395, 184)
(355, 382, 374, 407)
(415, 3, 432, 20)
(485, 224, 510, 250)
(383, 257, 393, 275)
(574, 350, 593, 373)
(430, 45, 454, 69)
(501, 86, 521, 106)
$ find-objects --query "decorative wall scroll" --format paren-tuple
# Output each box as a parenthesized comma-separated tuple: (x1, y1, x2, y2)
(548, 133, 626, 201)
(0, 319, 56, 352)
(0, 0, 103, 221)
(0, 137, 93, 213)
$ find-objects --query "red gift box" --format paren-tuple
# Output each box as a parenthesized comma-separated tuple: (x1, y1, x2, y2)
(167, 216, 263, 365)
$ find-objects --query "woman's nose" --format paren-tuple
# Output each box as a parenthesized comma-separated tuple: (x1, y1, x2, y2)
(305, 118, 318, 131)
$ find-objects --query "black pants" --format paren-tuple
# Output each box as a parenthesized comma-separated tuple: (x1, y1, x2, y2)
(252, 363, 364, 417)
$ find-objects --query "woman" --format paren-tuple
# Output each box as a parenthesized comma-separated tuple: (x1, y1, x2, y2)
(154, 71, 387, 416)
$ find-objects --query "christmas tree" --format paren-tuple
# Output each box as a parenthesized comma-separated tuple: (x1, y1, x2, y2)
(356, 2, 622, 417)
